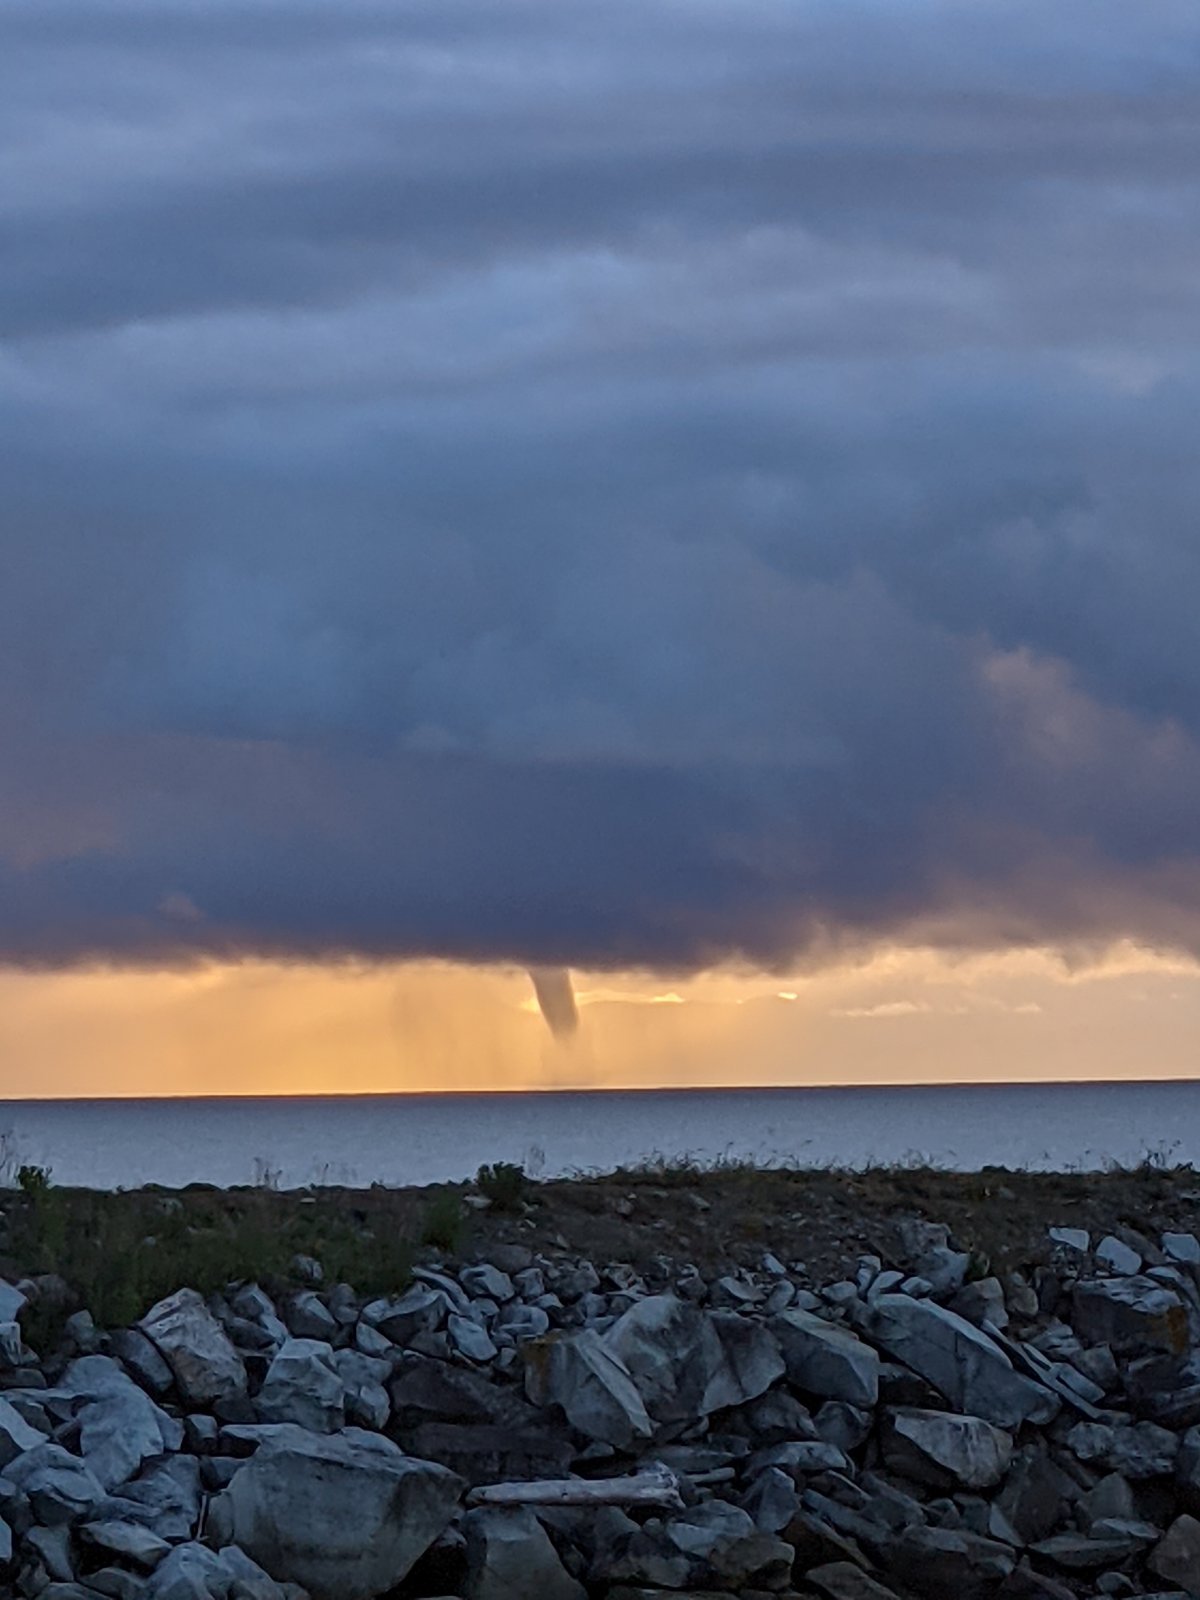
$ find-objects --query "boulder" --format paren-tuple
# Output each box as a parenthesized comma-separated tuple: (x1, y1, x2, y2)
(0, 1394, 45, 1465)
(362, 1286, 446, 1345)
(523, 1328, 653, 1449)
(1065, 1418, 1179, 1479)
(1071, 1276, 1189, 1355)
(207, 1424, 462, 1600)
(807, 1564, 903, 1600)
(1148, 1514, 1200, 1594)
(5, 1442, 107, 1525)
(139, 1290, 247, 1409)
(463, 1506, 585, 1600)
(604, 1296, 782, 1423)
(866, 1295, 1058, 1429)
(141, 1541, 298, 1599)
(882, 1408, 1013, 1490)
(771, 1308, 880, 1406)
(331, 1349, 390, 1431)
(256, 1338, 344, 1432)
(79, 1520, 172, 1570)
(40, 1355, 184, 1491)
(95, 1454, 204, 1542)
(110, 1329, 175, 1398)
(884, 1526, 1015, 1600)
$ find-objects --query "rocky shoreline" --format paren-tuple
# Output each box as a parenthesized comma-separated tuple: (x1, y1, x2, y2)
(2, 1173, 1200, 1598)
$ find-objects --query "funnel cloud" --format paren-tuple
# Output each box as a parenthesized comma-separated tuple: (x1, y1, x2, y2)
(3, 1, 1200, 980)
(528, 969, 579, 1041)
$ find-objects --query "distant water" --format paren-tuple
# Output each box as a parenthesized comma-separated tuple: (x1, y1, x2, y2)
(0, 1080, 1196, 1190)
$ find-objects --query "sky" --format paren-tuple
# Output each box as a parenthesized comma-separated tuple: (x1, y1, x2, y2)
(3, 0, 1200, 1094)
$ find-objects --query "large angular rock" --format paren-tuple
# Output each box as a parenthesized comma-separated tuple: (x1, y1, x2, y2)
(141, 1541, 299, 1599)
(604, 1296, 783, 1423)
(1148, 1513, 1200, 1593)
(1071, 1276, 1190, 1355)
(5, 1442, 107, 1525)
(1065, 1418, 1178, 1479)
(524, 1329, 653, 1448)
(139, 1290, 247, 1409)
(884, 1526, 1015, 1600)
(807, 1564, 902, 1600)
(95, 1455, 203, 1542)
(882, 1408, 1012, 1490)
(866, 1295, 1058, 1429)
(256, 1338, 344, 1432)
(362, 1286, 446, 1345)
(0, 1393, 45, 1465)
(463, 1506, 585, 1600)
(207, 1424, 462, 1600)
(772, 1309, 879, 1407)
(34, 1355, 185, 1491)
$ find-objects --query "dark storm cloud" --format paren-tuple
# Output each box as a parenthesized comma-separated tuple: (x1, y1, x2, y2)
(4, 0, 1200, 974)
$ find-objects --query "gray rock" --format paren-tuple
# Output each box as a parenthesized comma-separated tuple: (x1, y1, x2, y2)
(886, 1526, 1015, 1600)
(0, 1279, 26, 1323)
(1078, 1472, 1136, 1529)
(5, 1442, 107, 1524)
(1031, 1523, 1159, 1570)
(882, 1408, 1013, 1490)
(80, 1519, 172, 1569)
(1071, 1276, 1189, 1355)
(667, 1499, 792, 1589)
(141, 1541, 294, 1600)
(494, 1302, 550, 1340)
(139, 1289, 248, 1409)
(866, 1295, 1058, 1429)
(110, 1329, 175, 1399)
(992, 1449, 1077, 1544)
(1148, 1514, 1200, 1593)
(331, 1349, 390, 1430)
(208, 1424, 462, 1600)
(1049, 1227, 1090, 1253)
(53, 1355, 184, 1491)
(285, 1290, 338, 1342)
(460, 1265, 516, 1303)
(772, 1308, 880, 1406)
(950, 1278, 1009, 1330)
(1097, 1236, 1143, 1276)
(96, 1454, 203, 1542)
(739, 1466, 799, 1534)
(362, 1286, 446, 1345)
(815, 1401, 873, 1452)
(604, 1296, 783, 1423)
(806, 1562, 902, 1600)
(0, 1393, 45, 1465)
(463, 1505, 585, 1600)
(448, 1314, 499, 1364)
(28, 1521, 75, 1580)
(256, 1338, 344, 1432)
(1164, 1233, 1200, 1265)
(523, 1328, 653, 1449)
(1066, 1418, 1179, 1479)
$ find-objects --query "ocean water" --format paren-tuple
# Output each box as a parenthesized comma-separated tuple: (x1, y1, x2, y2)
(0, 1080, 1195, 1190)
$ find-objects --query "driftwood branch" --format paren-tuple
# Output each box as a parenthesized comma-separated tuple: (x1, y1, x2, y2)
(466, 1462, 685, 1510)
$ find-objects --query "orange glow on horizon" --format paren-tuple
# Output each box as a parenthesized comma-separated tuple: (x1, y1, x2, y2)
(0, 941, 1197, 1098)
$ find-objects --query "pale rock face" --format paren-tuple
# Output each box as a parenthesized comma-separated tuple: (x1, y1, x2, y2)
(207, 1426, 463, 1600)
(523, 1327, 653, 1449)
(771, 1307, 880, 1407)
(865, 1295, 1058, 1429)
(255, 1338, 345, 1433)
(139, 1289, 248, 1408)
(882, 1407, 1014, 1489)
(463, 1505, 586, 1600)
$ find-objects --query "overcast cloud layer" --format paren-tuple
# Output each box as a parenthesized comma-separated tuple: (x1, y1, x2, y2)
(4, 0, 1200, 973)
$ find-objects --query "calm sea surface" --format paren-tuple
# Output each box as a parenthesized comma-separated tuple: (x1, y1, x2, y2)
(0, 1081, 1195, 1190)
